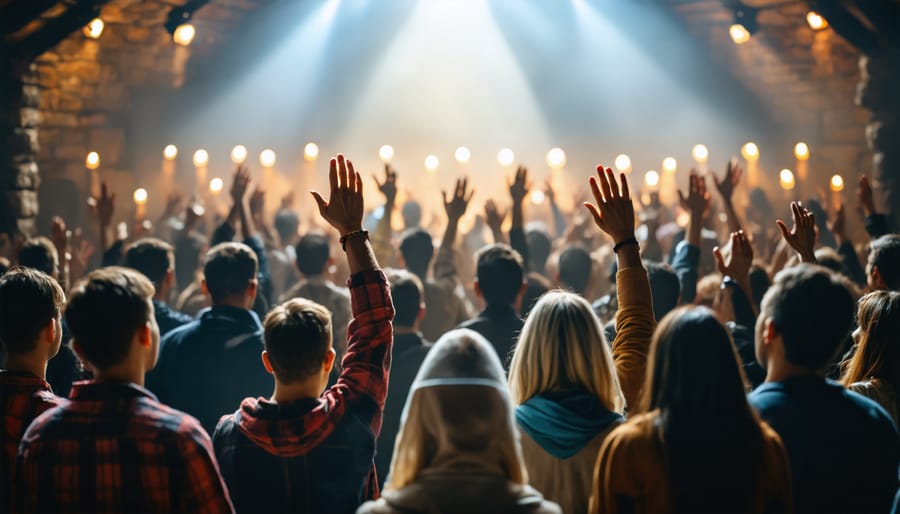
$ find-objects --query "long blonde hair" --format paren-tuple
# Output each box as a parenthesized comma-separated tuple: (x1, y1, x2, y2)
(508, 291, 625, 413)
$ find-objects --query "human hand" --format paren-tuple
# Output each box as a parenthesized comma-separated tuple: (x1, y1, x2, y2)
(374, 164, 398, 206)
(584, 165, 635, 244)
(96, 182, 115, 228)
(311, 154, 364, 236)
(713, 230, 753, 280)
(858, 175, 876, 216)
(713, 159, 743, 202)
(69, 228, 95, 282)
(544, 180, 556, 205)
(829, 203, 846, 242)
(163, 192, 183, 219)
(776, 201, 817, 262)
(443, 177, 474, 222)
(678, 172, 711, 220)
(484, 199, 506, 233)
(280, 191, 295, 211)
(249, 187, 266, 220)
(508, 166, 530, 205)
(50, 217, 68, 255)
(230, 165, 251, 205)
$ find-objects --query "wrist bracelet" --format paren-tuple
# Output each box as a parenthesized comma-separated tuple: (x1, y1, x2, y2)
(339, 229, 369, 250)
(613, 237, 639, 253)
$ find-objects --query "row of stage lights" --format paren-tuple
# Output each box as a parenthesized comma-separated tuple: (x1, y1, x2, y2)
(729, 6, 829, 45)
(80, 11, 197, 46)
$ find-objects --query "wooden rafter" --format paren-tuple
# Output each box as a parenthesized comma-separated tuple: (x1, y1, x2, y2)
(8, 0, 112, 59)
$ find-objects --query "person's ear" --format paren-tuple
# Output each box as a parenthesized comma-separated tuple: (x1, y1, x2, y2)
(72, 339, 85, 363)
(164, 269, 175, 290)
(261, 351, 275, 375)
(872, 266, 887, 290)
(138, 322, 152, 348)
(324, 347, 337, 374)
(201, 279, 209, 296)
(763, 318, 777, 346)
(417, 305, 426, 322)
(473, 280, 483, 299)
(247, 278, 258, 300)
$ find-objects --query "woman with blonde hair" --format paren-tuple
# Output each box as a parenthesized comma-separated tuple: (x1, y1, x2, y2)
(843, 290, 900, 426)
(357, 328, 560, 514)
(508, 166, 656, 514)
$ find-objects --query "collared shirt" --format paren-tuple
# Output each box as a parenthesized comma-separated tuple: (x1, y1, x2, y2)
(152, 298, 193, 337)
(0, 371, 65, 512)
(15, 380, 233, 514)
(279, 276, 352, 358)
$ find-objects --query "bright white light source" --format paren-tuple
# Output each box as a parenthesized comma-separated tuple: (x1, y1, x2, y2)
(230, 145, 247, 164)
(530, 190, 545, 205)
(692, 144, 709, 163)
(830, 174, 844, 192)
(85, 151, 100, 170)
(163, 144, 178, 160)
(497, 148, 515, 167)
(379, 145, 394, 163)
(644, 170, 660, 188)
(259, 149, 276, 168)
(794, 142, 809, 161)
(546, 147, 567, 169)
(455, 146, 471, 164)
(424, 154, 439, 172)
(133, 188, 148, 205)
(807, 11, 828, 30)
(662, 157, 677, 173)
(83, 18, 104, 39)
(614, 154, 631, 173)
(729, 23, 751, 44)
(304, 142, 319, 161)
(741, 142, 759, 161)
(192, 149, 209, 167)
(779, 169, 795, 190)
(173, 23, 195, 46)
(209, 177, 224, 195)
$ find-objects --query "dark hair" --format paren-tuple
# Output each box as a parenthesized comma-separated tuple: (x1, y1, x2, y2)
(65, 267, 154, 370)
(263, 298, 332, 382)
(815, 247, 848, 277)
(0, 267, 65, 356)
(762, 264, 855, 370)
(274, 209, 300, 245)
(388, 269, 424, 328)
(646, 261, 680, 321)
(642, 306, 764, 514)
(401, 200, 422, 229)
(399, 229, 434, 279)
(869, 234, 900, 290)
(558, 245, 592, 295)
(125, 238, 173, 292)
(521, 272, 552, 318)
(203, 242, 258, 304)
(476, 244, 524, 306)
(174, 232, 206, 291)
(17, 237, 58, 277)
(295, 233, 330, 276)
(525, 227, 552, 273)
(843, 291, 900, 389)
(748, 263, 770, 311)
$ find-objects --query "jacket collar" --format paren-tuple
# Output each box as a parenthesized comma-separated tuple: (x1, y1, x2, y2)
(69, 380, 158, 402)
(200, 305, 263, 331)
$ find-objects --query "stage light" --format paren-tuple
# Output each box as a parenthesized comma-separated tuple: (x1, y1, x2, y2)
(230, 145, 248, 164)
(741, 142, 759, 161)
(133, 188, 148, 205)
(259, 149, 276, 168)
(730, 4, 758, 45)
(806, 11, 828, 30)
(85, 152, 100, 170)
(692, 144, 709, 163)
(614, 154, 631, 173)
(173, 23, 195, 46)
(304, 142, 319, 161)
(794, 142, 809, 161)
(779, 169, 795, 190)
(163, 145, 178, 160)
(729, 24, 751, 45)
(662, 157, 677, 173)
(209, 177, 224, 195)
(830, 174, 844, 192)
(530, 190, 545, 205)
(546, 147, 567, 169)
(455, 146, 471, 164)
(192, 149, 208, 167)
(497, 148, 515, 167)
(83, 18, 104, 39)
(644, 170, 660, 188)
(424, 154, 439, 172)
(379, 145, 394, 163)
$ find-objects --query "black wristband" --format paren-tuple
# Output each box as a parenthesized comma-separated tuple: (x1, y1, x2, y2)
(613, 237, 639, 253)
(339, 229, 369, 251)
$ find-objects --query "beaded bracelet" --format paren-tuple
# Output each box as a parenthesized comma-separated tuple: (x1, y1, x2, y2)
(339, 229, 369, 250)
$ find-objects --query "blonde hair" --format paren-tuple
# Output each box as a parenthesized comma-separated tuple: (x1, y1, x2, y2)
(508, 291, 625, 413)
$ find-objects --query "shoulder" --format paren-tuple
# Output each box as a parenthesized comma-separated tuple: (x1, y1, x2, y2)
(842, 386, 898, 430)
(601, 412, 658, 456)
(20, 402, 67, 446)
(133, 397, 213, 447)
(161, 319, 200, 343)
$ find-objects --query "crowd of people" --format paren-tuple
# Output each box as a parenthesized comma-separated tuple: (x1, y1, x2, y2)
(1, 150, 899, 514)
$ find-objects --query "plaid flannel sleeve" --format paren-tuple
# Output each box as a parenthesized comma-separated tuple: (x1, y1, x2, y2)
(177, 422, 235, 514)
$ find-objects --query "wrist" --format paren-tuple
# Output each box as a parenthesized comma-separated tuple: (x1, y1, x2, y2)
(338, 226, 364, 238)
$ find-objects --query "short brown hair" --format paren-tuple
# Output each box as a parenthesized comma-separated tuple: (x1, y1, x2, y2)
(125, 238, 174, 291)
(0, 267, 65, 356)
(263, 298, 332, 383)
(387, 269, 424, 327)
(203, 242, 258, 303)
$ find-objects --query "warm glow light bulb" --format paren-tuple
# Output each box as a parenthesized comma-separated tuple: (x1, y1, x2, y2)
(133, 188, 148, 206)
(662, 157, 677, 173)
(209, 177, 224, 195)
(729, 23, 751, 44)
(497, 148, 515, 167)
(455, 147, 471, 164)
(192, 149, 208, 167)
(173, 23, 196, 46)
(794, 142, 810, 161)
(692, 144, 709, 163)
(807, 11, 828, 30)
(424, 154, 439, 172)
(83, 18, 104, 39)
(547, 147, 567, 169)
(645, 170, 660, 188)
(741, 142, 759, 161)
(530, 190, 546, 205)
(830, 174, 845, 192)
(304, 142, 319, 161)
(163, 144, 178, 160)
(779, 169, 796, 190)
(614, 154, 632, 173)
(230, 145, 247, 164)
(85, 151, 100, 170)
(259, 149, 276, 168)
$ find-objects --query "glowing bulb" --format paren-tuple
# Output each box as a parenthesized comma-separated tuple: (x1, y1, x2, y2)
(614, 154, 632, 173)
(741, 142, 759, 161)
(378, 145, 394, 163)
(530, 190, 546, 205)
(546, 147, 567, 169)
(133, 188, 148, 206)
(230, 145, 247, 164)
(424, 154, 439, 172)
(779, 169, 796, 190)
(830, 174, 845, 192)
(806, 11, 828, 30)
(794, 142, 809, 161)
(83, 18, 104, 39)
(192, 149, 208, 167)
(644, 170, 660, 188)
(692, 144, 709, 163)
(163, 144, 178, 160)
(729, 23, 751, 44)
(304, 142, 319, 161)
(85, 151, 100, 170)
(259, 149, 276, 168)
(209, 177, 224, 195)
(662, 157, 677, 173)
(455, 146, 471, 164)
(173, 23, 195, 46)
(497, 148, 515, 167)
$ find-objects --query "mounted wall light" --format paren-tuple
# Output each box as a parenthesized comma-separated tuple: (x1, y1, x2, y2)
(729, 3, 759, 45)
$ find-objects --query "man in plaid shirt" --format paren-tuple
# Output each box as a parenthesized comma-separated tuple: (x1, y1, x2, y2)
(0, 267, 67, 512)
(213, 154, 394, 514)
(15, 266, 234, 514)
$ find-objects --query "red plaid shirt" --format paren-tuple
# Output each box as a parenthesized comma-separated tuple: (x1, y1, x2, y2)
(1, 371, 65, 512)
(16, 380, 234, 514)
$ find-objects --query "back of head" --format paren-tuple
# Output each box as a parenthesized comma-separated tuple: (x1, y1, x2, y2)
(510, 291, 624, 412)
(558, 245, 592, 296)
(645, 261, 680, 321)
(387, 268, 424, 328)
(761, 264, 855, 371)
(401, 200, 422, 229)
(869, 234, 900, 290)
(125, 237, 174, 292)
(388, 329, 525, 490)
(203, 242, 259, 304)
(843, 291, 900, 388)
(525, 227, 552, 272)
(0, 267, 65, 357)
(520, 272, 552, 318)
(294, 233, 330, 276)
(263, 298, 332, 383)
(815, 247, 848, 277)
(65, 267, 154, 370)
(399, 229, 434, 278)
(17, 237, 58, 277)
(274, 209, 300, 245)
(476, 244, 524, 307)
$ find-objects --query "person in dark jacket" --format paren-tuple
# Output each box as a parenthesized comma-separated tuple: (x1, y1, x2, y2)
(124, 237, 193, 337)
(212, 153, 395, 514)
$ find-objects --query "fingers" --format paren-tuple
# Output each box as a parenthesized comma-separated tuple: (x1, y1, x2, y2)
(776, 220, 790, 240)
(619, 172, 630, 199)
(442, 190, 449, 206)
(337, 154, 348, 189)
(596, 165, 612, 201)
(677, 189, 686, 206)
(583, 202, 602, 227)
(605, 167, 620, 198)
(310, 191, 328, 215)
(329, 158, 338, 192)
(713, 246, 725, 273)
(354, 171, 362, 195)
(589, 175, 604, 205)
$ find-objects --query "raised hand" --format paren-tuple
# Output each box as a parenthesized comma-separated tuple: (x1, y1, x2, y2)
(678, 172, 711, 220)
(508, 166, 530, 204)
(584, 165, 635, 244)
(713, 159, 743, 202)
(50, 217, 68, 255)
(544, 179, 556, 205)
(163, 192, 183, 219)
(311, 154, 364, 236)
(280, 190, 296, 211)
(484, 199, 506, 232)
(443, 177, 474, 222)
(230, 165, 251, 205)
(829, 203, 846, 243)
(858, 175, 876, 216)
(97, 182, 115, 228)
(249, 187, 266, 220)
(776, 201, 817, 263)
(714, 230, 754, 280)
(374, 164, 398, 206)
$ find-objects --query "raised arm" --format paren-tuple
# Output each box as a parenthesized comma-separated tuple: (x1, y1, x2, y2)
(371, 164, 397, 266)
(434, 177, 474, 278)
(713, 159, 744, 234)
(508, 166, 531, 270)
(484, 199, 508, 244)
(673, 172, 711, 304)
(714, 230, 757, 323)
(858, 175, 890, 239)
(776, 201, 817, 264)
(830, 203, 867, 286)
